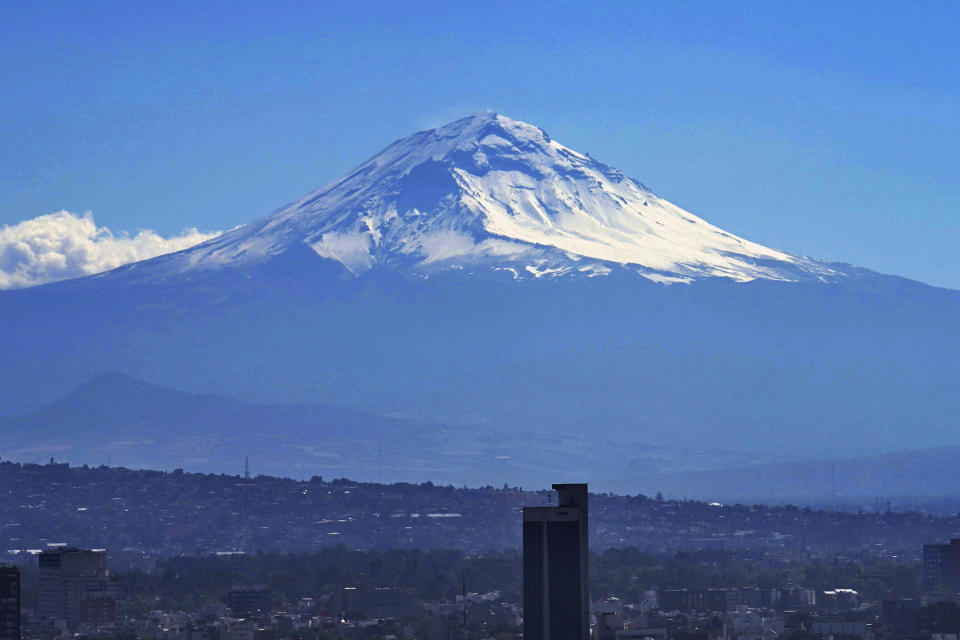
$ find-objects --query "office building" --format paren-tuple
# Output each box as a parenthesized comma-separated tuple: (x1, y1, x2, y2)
(523, 483, 589, 640)
(0, 566, 20, 640)
(923, 541, 959, 591)
(37, 547, 122, 630)
(951, 538, 960, 589)
(79, 580, 126, 627)
(228, 586, 271, 618)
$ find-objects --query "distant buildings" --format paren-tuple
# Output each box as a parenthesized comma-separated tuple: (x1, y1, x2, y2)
(523, 483, 589, 640)
(228, 586, 272, 618)
(660, 589, 728, 613)
(0, 566, 19, 640)
(659, 587, 815, 613)
(923, 539, 960, 590)
(341, 587, 413, 618)
(810, 621, 873, 640)
(5, 460, 958, 557)
(37, 547, 124, 630)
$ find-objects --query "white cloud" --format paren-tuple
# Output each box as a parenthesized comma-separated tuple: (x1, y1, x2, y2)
(0, 210, 221, 289)
(309, 231, 374, 273)
(418, 229, 533, 265)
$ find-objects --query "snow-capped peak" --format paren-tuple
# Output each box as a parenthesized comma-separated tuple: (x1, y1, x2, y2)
(161, 112, 846, 284)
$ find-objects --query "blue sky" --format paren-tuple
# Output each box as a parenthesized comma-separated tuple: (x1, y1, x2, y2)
(2, 0, 958, 288)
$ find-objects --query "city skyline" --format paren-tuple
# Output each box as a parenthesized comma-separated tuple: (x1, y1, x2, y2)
(1, 3, 957, 639)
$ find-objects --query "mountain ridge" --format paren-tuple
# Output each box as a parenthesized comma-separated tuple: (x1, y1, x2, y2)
(0, 371, 784, 489)
(6, 372, 960, 500)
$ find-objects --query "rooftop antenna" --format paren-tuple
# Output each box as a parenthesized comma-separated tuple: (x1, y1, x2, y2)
(244, 455, 250, 480)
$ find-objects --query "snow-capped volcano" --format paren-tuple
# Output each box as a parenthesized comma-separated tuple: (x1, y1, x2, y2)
(142, 111, 845, 284)
(4, 113, 959, 478)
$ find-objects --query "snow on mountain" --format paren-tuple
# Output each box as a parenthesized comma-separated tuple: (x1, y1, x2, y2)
(4, 113, 958, 470)
(135, 111, 847, 284)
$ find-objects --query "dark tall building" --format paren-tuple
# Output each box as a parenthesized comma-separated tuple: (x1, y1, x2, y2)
(923, 543, 952, 590)
(228, 586, 271, 617)
(38, 547, 106, 626)
(37, 547, 122, 630)
(950, 539, 960, 589)
(0, 566, 20, 640)
(523, 483, 589, 640)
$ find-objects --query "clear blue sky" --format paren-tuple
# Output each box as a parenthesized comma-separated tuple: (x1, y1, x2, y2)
(2, 0, 958, 288)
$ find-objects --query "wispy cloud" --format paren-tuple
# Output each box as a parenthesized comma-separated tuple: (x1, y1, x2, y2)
(0, 211, 220, 290)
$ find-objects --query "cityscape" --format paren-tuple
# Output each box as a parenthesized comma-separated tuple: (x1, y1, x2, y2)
(2, 463, 960, 639)
(2, 2, 958, 640)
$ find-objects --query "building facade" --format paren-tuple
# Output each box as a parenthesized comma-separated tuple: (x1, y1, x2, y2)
(0, 566, 19, 640)
(523, 483, 589, 640)
(227, 586, 271, 618)
(37, 547, 122, 630)
(923, 542, 957, 591)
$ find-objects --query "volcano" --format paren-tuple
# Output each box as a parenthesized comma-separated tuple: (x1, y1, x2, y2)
(104, 111, 853, 286)
(0, 113, 956, 491)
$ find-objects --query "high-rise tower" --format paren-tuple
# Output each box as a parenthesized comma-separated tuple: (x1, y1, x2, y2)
(37, 548, 110, 628)
(523, 483, 589, 640)
(0, 566, 20, 640)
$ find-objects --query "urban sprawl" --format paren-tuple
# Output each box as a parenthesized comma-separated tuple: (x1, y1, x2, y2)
(2, 462, 960, 640)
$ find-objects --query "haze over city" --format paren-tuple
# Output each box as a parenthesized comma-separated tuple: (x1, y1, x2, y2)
(0, 2, 958, 640)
